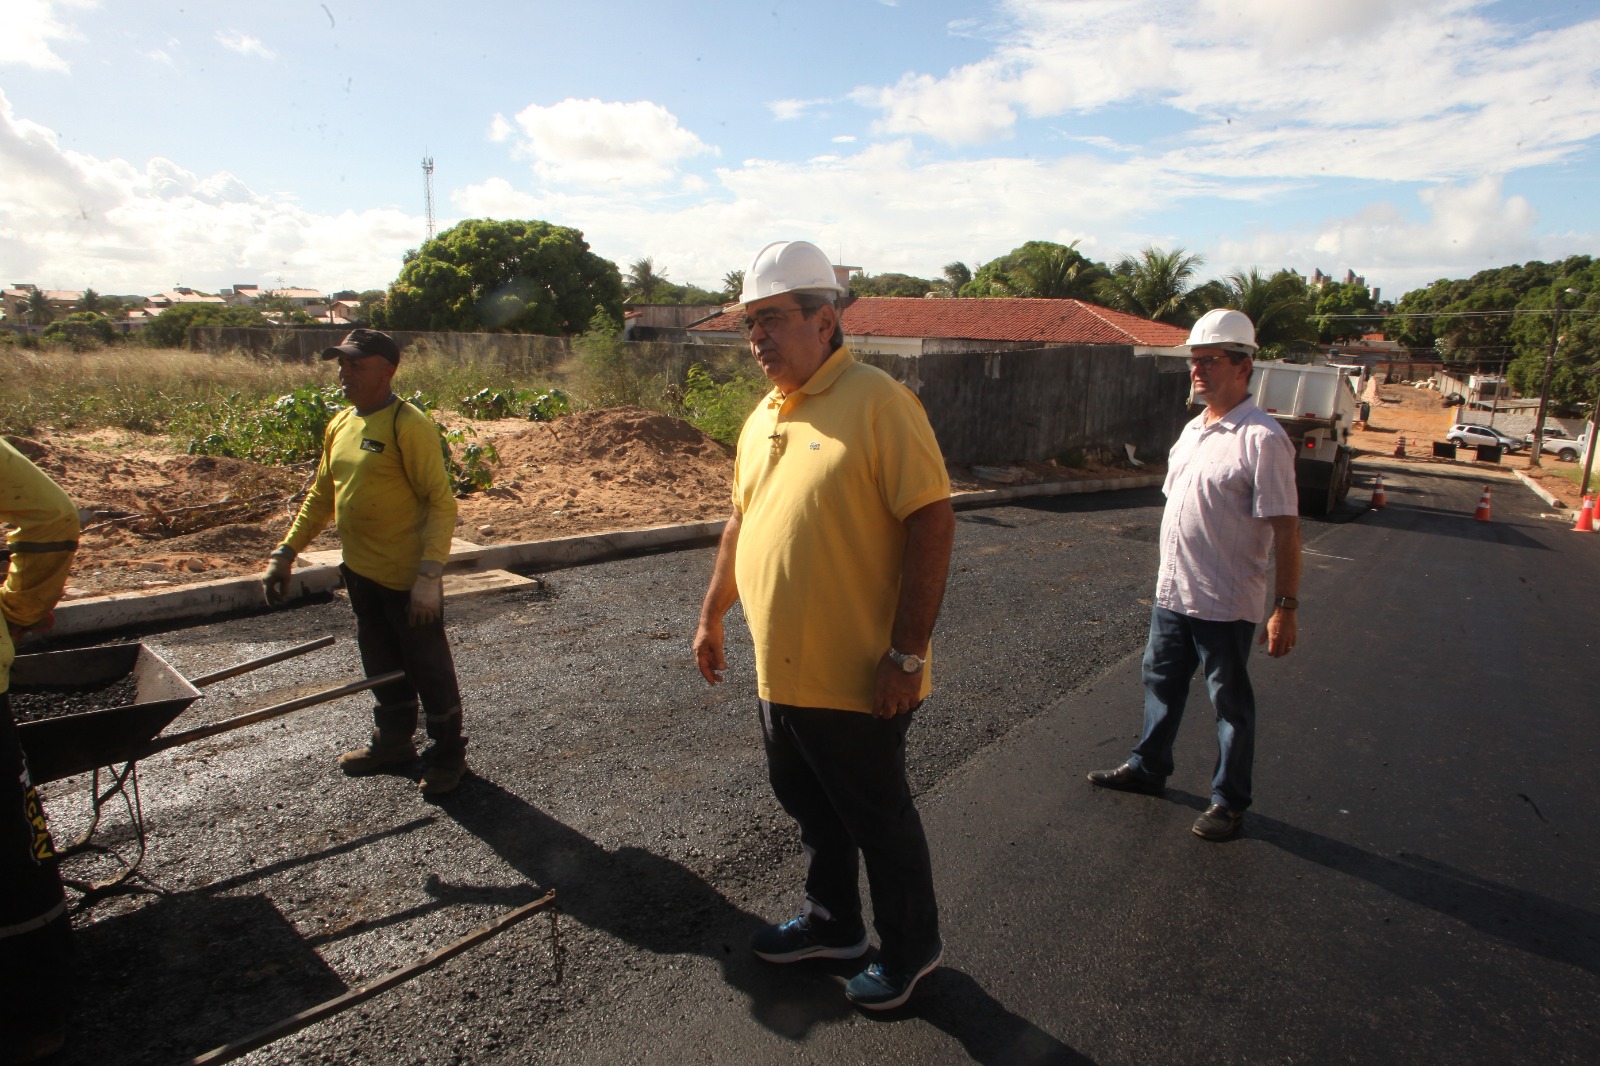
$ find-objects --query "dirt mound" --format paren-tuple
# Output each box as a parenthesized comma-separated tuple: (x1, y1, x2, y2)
(451, 405, 734, 546)
(21, 408, 736, 598)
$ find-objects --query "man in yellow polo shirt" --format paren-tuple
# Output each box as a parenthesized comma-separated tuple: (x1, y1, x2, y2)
(694, 240, 956, 1011)
(1, 437, 81, 1062)
(262, 329, 468, 797)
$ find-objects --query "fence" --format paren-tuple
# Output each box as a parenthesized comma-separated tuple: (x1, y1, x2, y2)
(187, 328, 1193, 466)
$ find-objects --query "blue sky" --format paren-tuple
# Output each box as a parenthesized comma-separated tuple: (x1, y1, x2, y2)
(3, 0, 1597, 301)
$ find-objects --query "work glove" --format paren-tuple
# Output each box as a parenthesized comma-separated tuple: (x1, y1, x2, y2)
(262, 545, 296, 606)
(408, 561, 444, 626)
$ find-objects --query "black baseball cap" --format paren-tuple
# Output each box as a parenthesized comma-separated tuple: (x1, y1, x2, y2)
(321, 328, 401, 364)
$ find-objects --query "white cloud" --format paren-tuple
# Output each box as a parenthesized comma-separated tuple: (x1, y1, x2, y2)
(1211, 176, 1557, 293)
(0, 89, 417, 293)
(487, 114, 513, 143)
(0, 0, 91, 72)
(215, 31, 275, 60)
(500, 98, 713, 188)
(854, 0, 1600, 190)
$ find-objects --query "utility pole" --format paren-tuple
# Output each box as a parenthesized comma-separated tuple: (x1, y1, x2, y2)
(1530, 290, 1564, 469)
(422, 156, 435, 242)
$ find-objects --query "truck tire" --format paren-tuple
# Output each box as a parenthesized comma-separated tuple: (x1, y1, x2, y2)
(1559, 447, 1579, 462)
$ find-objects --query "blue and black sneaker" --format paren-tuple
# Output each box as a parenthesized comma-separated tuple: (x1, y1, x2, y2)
(845, 942, 944, 1011)
(750, 913, 869, 963)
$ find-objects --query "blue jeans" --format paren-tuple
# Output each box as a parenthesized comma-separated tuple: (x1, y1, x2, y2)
(759, 700, 940, 972)
(1127, 606, 1257, 811)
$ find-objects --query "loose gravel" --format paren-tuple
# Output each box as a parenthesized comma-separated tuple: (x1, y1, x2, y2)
(9, 674, 141, 723)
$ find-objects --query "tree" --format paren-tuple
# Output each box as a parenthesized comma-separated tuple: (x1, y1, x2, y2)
(25, 289, 53, 326)
(943, 261, 972, 293)
(625, 257, 669, 303)
(1311, 281, 1380, 344)
(721, 270, 745, 301)
(851, 272, 938, 297)
(79, 288, 102, 314)
(963, 241, 1109, 300)
(141, 303, 267, 348)
(378, 218, 624, 335)
(353, 289, 387, 327)
(41, 311, 116, 350)
(1095, 246, 1211, 326)
(1223, 269, 1316, 357)
(1006, 241, 1108, 300)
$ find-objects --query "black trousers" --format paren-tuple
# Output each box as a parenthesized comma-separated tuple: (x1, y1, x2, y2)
(759, 699, 940, 971)
(1, 692, 72, 1039)
(342, 566, 465, 749)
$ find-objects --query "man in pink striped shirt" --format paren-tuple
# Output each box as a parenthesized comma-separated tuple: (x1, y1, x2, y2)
(1088, 309, 1302, 841)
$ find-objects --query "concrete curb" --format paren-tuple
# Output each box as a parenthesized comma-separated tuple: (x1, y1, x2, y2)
(43, 477, 1163, 640)
(1513, 469, 1571, 511)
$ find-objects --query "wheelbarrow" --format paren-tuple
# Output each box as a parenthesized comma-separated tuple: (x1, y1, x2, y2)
(12, 636, 403, 895)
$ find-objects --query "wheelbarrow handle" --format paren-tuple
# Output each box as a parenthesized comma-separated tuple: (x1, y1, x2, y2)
(187, 635, 337, 688)
(141, 668, 405, 755)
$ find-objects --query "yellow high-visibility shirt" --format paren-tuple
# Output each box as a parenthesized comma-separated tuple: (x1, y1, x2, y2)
(0, 438, 80, 693)
(283, 399, 457, 590)
(732, 346, 950, 713)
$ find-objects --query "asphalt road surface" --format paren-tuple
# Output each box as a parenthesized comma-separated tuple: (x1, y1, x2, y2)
(33, 464, 1599, 1065)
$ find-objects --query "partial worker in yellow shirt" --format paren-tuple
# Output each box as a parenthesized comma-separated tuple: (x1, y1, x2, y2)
(262, 329, 468, 797)
(1, 436, 81, 1063)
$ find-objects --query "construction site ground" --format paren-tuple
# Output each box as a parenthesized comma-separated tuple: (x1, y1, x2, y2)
(6, 405, 1152, 602)
(1350, 381, 1590, 510)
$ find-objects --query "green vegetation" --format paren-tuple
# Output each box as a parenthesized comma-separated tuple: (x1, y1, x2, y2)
(378, 218, 625, 335)
(677, 361, 769, 444)
(139, 303, 269, 348)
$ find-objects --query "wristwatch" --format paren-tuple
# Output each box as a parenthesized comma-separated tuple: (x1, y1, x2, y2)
(1274, 596, 1299, 610)
(887, 648, 925, 674)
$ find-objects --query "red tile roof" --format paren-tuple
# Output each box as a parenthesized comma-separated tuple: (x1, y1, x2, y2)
(690, 296, 1190, 347)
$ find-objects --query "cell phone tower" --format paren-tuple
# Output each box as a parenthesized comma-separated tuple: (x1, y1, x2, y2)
(422, 155, 435, 241)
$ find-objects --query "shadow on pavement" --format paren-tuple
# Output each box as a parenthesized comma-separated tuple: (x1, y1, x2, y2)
(899, 967, 1098, 1064)
(1245, 812, 1600, 977)
(440, 777, 861, 1040)
(63, 892, 347, 1065)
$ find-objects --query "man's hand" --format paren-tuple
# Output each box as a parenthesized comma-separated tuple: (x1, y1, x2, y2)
(1260, 606, 1297, 657)
(693, 617, 726, 684)
(262, 545, 295, 607)
(872, 654, 923, 718)
(408, 562, 444, 626)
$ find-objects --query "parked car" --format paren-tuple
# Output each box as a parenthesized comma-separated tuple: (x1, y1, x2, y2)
(1446, 423, 1526, 453)
(1523, 425, 1576, 445)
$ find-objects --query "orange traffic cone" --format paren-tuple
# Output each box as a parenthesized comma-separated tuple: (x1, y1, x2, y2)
(1474, 486, 1492, 522)
(1371, 475, 1387, 509)
(1393, 435, 1407, 458)
(1573, 495, 1597, 533)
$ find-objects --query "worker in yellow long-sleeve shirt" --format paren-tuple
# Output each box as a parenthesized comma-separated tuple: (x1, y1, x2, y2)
(1, 436, 80, 1063)
(262, 329, 468, 797)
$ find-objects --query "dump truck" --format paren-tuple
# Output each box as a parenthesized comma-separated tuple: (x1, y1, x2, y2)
(1249, 362, 1358, 515)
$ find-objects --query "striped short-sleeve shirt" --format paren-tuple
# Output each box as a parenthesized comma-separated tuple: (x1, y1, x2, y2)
(1154, 397, 1297, 624)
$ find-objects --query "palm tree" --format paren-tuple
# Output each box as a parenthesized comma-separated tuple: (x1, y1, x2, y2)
(721, 270, 745, 301)
(1096, 246, 1209, 325)
(25, 289, 53, 326)
(941, 261, 972, 296)
(625, 257, 668, 302)
(79, 287, 102, 313)
(1007, 241, 1103, 301)
(1223, 269, 1316, 356)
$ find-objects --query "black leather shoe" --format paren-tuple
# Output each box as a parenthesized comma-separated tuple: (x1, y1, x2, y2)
(1086, 762, 1166, 795)
(1192, 803, 1243, 840)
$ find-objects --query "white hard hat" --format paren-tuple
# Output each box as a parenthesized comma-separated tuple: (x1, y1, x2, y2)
(740, 240, 846, 304)
(1186, 308, 1257, 354)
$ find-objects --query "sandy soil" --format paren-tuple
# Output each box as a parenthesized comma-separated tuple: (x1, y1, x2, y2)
(6, 406, 1150, 599)
(1349, 381, 1591, 509)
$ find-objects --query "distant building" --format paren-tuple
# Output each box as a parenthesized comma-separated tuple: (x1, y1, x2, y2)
(1, 285, 84, 323)
(689, 296, 1190, 357)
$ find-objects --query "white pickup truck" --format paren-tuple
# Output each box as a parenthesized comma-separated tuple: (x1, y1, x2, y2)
(1525, 426, 1587, 462)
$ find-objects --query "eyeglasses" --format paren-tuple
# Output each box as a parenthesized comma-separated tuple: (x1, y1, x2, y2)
(739, 305, 804, 338)
(1188, 353, 1243, 370)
